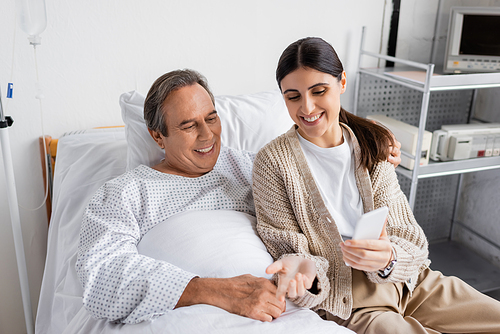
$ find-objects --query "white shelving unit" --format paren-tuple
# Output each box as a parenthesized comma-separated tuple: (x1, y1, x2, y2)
(353, 29, 500, 210)
(353, 28, 500, 293)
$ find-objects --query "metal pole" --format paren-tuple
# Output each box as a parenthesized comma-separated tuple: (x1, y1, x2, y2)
(0, 88, 34, 334)
(449, 173, 464, 240)
(408, 63, 434, 209)
(353, 26, 367, 115)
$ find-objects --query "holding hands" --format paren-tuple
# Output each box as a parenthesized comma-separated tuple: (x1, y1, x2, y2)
(176, 275, 286, 322)
(266, 257, 317, 302)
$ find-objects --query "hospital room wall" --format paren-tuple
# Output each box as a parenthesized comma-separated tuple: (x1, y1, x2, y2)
(0, 1, 391, 333)
(395, 0, 500, 269)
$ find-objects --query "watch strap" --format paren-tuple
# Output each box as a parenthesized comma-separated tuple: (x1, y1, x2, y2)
(378, 246, 397, 278)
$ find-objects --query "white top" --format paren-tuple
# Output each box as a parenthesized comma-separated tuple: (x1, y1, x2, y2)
(297, 131, 363, 237)
(76, 146, 256, 324)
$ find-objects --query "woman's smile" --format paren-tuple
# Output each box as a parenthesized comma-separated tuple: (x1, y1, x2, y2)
(280, 67, 346, 148)
(301, 112, 324, 125)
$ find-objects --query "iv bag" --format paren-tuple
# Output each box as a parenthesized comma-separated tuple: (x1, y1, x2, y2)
(16, 0, 47, 44)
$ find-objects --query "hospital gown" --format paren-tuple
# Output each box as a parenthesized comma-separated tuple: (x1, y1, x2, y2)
(76, 146, 255, 324)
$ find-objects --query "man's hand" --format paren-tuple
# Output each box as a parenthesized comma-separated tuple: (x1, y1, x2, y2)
(265, 257, 316, 302)
(340, 221, 393, 272)
(388, 137, 402, 168)
(175, 275, 286, 322)
(369, 119, 402, 168)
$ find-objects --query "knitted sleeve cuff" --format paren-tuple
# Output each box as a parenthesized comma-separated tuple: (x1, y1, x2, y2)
(365, 242, 430, 286)
(275, 253, 331, 309)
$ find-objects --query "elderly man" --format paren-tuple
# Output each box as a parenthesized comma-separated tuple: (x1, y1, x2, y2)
(76, 69, 401, 324)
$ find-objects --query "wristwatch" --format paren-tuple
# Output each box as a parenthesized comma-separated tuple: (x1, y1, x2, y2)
(378, 247, 397, 278)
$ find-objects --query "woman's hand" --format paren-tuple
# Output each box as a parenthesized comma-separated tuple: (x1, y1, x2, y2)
(266, 257, 316, 302)
(340, 222, 393, 272)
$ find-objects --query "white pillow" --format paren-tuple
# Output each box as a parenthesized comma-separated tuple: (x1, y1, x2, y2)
(136, 209, 274, 279)
(119, 91, 160, 171)
(119, 89, 293, 170)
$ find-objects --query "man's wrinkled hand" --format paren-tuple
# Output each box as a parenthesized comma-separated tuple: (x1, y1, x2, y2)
(176, 275, 286, 322)
(388, 137, 402, 168)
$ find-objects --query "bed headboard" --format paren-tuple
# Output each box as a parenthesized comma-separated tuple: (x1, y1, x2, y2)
(39, 135, 57, 224)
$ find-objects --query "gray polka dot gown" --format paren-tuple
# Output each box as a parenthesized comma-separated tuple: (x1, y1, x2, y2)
(76, 147, 256, 324)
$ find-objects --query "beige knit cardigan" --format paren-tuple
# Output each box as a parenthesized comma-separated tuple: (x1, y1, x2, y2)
(252, 124, 430, 320)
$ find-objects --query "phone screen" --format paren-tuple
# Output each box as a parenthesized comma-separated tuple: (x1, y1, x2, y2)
(351, 206, 389, 240)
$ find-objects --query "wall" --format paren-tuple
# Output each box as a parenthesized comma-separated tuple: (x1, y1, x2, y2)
(396, 0, 500, 267)
(0, 1, 390, 333)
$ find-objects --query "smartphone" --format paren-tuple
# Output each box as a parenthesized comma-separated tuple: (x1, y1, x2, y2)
(351, 206, 389, 240)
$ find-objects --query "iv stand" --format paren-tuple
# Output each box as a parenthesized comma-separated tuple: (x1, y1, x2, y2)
(0, 86, 35, 334)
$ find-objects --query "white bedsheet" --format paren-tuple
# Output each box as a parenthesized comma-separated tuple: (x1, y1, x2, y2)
(35, 129, 353, 334)
(36, 130, 128, 333)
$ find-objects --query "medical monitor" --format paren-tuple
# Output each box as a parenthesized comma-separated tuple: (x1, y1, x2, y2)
(443, 7, 500, 73)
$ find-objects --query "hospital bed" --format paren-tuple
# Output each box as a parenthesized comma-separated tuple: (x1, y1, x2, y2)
(35, 89, 354, 334)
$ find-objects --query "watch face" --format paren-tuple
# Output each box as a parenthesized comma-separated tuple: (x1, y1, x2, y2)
(379, 256, 397, 278)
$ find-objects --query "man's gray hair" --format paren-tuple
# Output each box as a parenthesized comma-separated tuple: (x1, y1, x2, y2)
(144, 69, 215, 136)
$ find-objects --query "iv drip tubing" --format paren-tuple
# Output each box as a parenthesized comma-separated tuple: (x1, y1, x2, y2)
(19, 45, 49, 212)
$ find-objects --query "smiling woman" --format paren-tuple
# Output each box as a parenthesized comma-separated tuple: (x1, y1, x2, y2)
(252, 36, 500, 334)
(275, 37, 395, 172)
(280, 68, 346, 148)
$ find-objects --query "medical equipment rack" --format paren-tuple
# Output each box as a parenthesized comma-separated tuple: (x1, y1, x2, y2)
(353, 28, 500, 295)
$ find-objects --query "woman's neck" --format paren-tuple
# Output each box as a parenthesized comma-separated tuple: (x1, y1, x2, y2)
(297, 123, 344, 148)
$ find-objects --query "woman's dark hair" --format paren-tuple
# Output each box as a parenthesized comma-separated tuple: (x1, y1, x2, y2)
(276, 37, 395, 172)
(144, 69, 214, 136)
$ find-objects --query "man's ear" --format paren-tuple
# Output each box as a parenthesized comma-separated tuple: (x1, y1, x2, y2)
(148, 128, 165, 149)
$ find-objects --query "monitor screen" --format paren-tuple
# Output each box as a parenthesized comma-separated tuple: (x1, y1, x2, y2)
(444, 7, 500, 73)
(460, 14, 500, 56)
